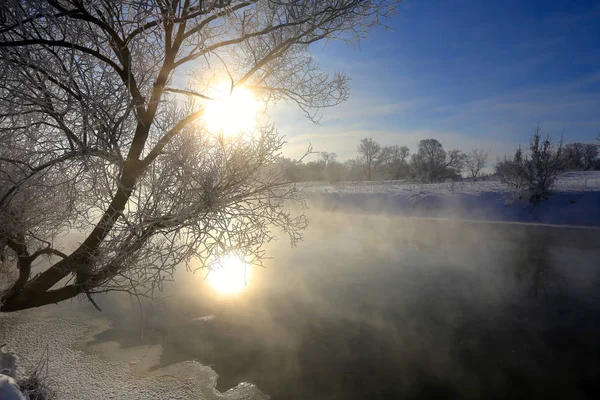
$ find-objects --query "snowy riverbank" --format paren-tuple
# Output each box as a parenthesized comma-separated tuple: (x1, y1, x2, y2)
(303, 171, 600, 227)
(0, 306, 268, 400)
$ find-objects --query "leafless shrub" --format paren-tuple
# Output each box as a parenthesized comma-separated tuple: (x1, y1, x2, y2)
(496, 128, 564, 204)
(17, 345, 55, 400)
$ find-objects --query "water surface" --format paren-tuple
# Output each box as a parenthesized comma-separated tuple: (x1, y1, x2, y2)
(91, 209, 600, 399)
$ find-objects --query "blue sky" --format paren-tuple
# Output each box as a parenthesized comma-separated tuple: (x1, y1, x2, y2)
(275, 0, 600, 163)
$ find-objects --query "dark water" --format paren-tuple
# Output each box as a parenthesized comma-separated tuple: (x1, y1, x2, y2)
(91, 210, 600, 400)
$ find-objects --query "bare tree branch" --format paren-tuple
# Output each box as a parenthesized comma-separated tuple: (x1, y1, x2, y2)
(0, 0, 401, 312)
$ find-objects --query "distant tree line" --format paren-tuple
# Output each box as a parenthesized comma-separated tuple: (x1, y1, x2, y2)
(278, 130, 600, 185)
(278, 137, 476, 183)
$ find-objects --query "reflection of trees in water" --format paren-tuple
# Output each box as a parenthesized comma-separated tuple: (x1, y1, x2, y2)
(511, 238, 565, 298)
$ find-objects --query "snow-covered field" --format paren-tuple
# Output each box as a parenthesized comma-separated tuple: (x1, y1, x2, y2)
(303, 171, 600, 227)
(0, 306, 268, 400)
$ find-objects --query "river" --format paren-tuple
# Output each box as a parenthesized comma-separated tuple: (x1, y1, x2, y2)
(89, 207, 600, 399)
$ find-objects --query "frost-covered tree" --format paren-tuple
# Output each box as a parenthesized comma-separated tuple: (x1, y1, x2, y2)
(357, 138, 381, 181)
(320, 152, 344, 182)
(379, 145, 409, 180)
(410, 139, 463, 182)
(343, 158, 364, 181)
(562, 143, 585, 170)
(582, 143, 598, 171)
(464, 149, 488, 181)
(562, 142, 598, 171)
(0, 0, 400, 311)
(320, 152, 337, 166)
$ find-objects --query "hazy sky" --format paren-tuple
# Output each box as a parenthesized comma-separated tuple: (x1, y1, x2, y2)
(275, 0, 600, 162)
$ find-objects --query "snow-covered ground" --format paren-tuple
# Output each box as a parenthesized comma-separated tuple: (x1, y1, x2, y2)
(0, 306, 268, 400)
(303, 171, 600, 227)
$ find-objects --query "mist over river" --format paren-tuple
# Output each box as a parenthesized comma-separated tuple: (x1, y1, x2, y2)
(86, 205, 600, 400)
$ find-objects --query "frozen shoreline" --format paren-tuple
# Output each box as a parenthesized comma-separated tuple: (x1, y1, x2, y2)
(302, 171, 600, 227)
(0, 306, 268, 400)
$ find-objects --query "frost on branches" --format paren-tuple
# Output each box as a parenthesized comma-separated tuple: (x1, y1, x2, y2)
(0, 0, 400, 311)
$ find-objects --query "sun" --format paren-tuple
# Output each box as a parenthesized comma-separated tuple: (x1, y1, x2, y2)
(202, 84, 260, 136)
(206, 254, 251, 294)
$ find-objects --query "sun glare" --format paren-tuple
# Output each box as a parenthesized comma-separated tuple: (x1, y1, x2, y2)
(203, 85, 260, 136)
(207, 254, 251, 294)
